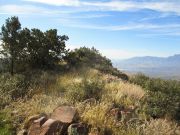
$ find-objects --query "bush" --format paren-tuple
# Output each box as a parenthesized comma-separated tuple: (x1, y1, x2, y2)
(65, 47, 128, 81)
(131, 74, 180, 121)
(65, 75, 104, 103)
(0, 73, 29, 108)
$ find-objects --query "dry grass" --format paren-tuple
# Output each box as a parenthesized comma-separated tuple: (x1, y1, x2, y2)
(2, 68, 179, 135)
(105, 81, 145, 100)
(142, 119, 178, 135)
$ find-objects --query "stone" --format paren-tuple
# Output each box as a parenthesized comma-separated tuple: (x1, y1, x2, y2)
(51, 106, 78, 123)
(68, 123, 88, 135)
(40, 119, 67, 135)
(24, 115, 40, 130)
(28, 117, 48, 135)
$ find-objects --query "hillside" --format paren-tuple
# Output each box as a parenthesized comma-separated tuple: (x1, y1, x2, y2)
(113, 54, 180, 80)
(0, 17, 180, 135)
(1, 68, 180, 135)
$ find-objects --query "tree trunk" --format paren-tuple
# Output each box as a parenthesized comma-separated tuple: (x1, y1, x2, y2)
(10, 56, 14, 76)
(10, 47, 14, 76)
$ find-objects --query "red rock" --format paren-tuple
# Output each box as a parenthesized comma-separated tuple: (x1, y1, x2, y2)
(40, 119, 66, 135)
(28, 117, 48, 135)
(51, 106, 78, 123)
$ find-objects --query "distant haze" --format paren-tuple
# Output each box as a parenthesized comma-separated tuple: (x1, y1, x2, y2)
(113, 54, 180, 80)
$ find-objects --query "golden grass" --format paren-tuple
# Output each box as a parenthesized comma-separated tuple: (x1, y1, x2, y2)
(142, 119, 178, 135)
(3, 68, 179, 135)
(105, 81, 145, 100)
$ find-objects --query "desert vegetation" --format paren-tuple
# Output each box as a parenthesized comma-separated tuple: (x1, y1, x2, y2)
(0, 17, 180, 135)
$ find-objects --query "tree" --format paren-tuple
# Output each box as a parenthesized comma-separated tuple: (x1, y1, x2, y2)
(0, 17, 69, 72)
(0, 16, 21, 75)
(26, 28, 69, 68)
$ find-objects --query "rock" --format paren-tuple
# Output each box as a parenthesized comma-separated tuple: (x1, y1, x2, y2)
(51, 106, 78, 123)
(28, 116, 48, 135)
(24, 115, 40, 130)
(68, 123, 88, 135)
(40, 119, 67, 135)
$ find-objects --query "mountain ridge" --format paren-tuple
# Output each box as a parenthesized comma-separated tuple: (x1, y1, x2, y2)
(113, 54, 180, 80)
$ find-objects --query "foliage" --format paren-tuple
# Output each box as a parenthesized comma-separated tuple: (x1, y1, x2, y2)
(65, 75, 104, 103)
(0, 16, 69, 73)
(1, 69, 180, 135)
(0, 73, 29, 108)
(65, 47, 128, 80)
(0, 111, 15, 135)
(0, 16, 21, 75)
(130, 74, 180, 121)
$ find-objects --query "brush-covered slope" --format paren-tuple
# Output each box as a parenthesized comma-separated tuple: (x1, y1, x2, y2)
(0, 68, 179, 135)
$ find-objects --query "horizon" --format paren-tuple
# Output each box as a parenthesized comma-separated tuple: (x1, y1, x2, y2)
(1, 0, 180, 59)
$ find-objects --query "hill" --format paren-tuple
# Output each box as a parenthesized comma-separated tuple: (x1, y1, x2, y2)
(113, 54, 180, 80)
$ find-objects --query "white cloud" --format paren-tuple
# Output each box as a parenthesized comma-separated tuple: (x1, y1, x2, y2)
(0, 5, 64, 15)
(58, 20, 180, 32)
(23, 0, 80, 6)
(22, 0, 180, 15)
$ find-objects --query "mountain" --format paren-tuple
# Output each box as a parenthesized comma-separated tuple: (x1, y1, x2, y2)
(113, 54, 180, 80)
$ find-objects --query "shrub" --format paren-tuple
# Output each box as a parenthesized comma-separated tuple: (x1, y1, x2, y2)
(65, 74, 104, 103)
(0, 73, 29, 108)
(131, 74, 180, 121)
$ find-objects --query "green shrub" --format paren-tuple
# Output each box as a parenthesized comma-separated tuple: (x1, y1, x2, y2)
(65, 75, 104, 103)
(0, 111, 15, 135)
(0, 73, 29, 108)
(131, 74, 180, 121)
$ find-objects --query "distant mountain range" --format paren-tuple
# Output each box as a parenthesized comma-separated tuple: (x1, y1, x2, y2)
(113, 54, 180, 80)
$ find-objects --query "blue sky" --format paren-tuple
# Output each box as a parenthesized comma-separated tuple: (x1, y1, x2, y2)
(0, 0, 180, 59)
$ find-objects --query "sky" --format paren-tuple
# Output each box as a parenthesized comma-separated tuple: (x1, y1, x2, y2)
(0, 0, 180, 59)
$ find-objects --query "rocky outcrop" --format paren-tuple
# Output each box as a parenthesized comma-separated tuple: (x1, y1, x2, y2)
(51, 106, 78, 123)
(26, 106, 79, 135)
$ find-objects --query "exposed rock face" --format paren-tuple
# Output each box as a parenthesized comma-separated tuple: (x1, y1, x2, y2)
(27, 106, 79, 135)
(68, 123, 88, 135)
(40, 119, 67, 135)
(28, 117, 48, 135)
(24, 113, 48, 130)
(51, 106, 78, 123)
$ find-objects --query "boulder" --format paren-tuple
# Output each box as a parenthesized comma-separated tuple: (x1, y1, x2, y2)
(51, 106, 78, 123)
(68, 123, 88, 135)
(24, 115, 40, 130)
(40, 119, 67, 135)
(28, 117, 48, 135)
(24, 113, 47, 130)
